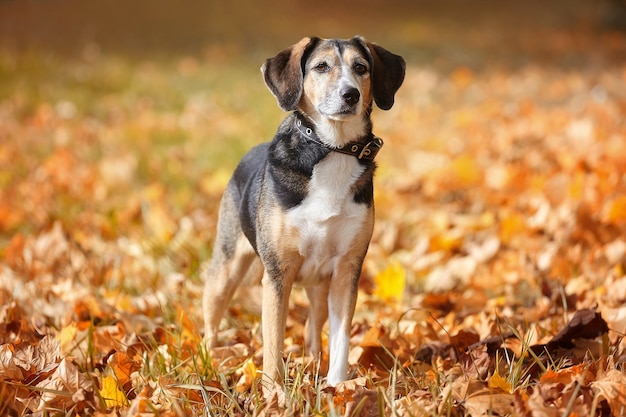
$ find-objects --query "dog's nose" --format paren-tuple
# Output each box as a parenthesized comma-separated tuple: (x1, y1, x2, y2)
(341, 88, 360, 106)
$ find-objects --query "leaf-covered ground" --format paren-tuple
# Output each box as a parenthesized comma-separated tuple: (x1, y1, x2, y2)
(2, 1, 626, 416)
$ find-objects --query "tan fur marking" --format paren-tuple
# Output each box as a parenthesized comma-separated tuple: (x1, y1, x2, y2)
(298, 42, 373, 146)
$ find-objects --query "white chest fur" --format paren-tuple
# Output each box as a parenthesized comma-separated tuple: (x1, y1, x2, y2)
(286, 153, 367, 284)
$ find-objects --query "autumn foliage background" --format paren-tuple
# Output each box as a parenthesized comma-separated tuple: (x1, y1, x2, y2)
(2, 1, 626, 415)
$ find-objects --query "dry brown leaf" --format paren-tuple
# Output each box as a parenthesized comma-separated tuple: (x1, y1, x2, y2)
(343, 389, 378, 417)
(547, 308, 609, 349)
(258, 382, 286, 417)
(449, 328, 480, 352)
(34, 358, 93, 412)
(210, 343, 251, 369)
(591, 369, 626, 417)
(0, 344, 24, 380)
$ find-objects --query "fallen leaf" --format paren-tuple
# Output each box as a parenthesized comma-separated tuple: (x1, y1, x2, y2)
(488, 368, 512, 393)
(108, 351, 141, 390)
(0, 344, 24, 379)
(58, 323, 78, 353)
(100, 374, 129, 409)
(450, 155, 482, 188)
(373, 260, 405, 303)
(546, 308, 609, 349)
(602, 195, 626, 225)
(235, 357, 257, 392)
(258, 382, 286, 417)
(499, 210, 526, 245)
(591, 369, 626, 417)
(343, 389, 379, 417)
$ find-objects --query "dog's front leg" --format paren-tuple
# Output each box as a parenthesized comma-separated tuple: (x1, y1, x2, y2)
(304, 283, 330, 360)
(261, 270, 293, 388)
(326, 268, 360, 386)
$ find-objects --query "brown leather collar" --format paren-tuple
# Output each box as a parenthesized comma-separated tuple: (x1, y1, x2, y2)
(294, 113, 383, 161)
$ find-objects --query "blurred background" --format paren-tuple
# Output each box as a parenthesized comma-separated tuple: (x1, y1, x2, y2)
(1, 0, 623, 67)
(2, 3, 626, 414)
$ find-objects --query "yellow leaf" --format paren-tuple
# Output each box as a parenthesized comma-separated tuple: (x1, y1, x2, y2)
(235, 357, 258, 392)
(488, 369, 512, 393)
(100, 375, 129, 408)
(374, 260, 406, 303)
(499, 211, 525, 245)
(58, 323, 77, 353)
(568, 170, 585, 200)
(451, 155, 482, 187)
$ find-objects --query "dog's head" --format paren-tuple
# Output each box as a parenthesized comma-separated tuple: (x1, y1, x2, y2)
(261, 36, 405, 118)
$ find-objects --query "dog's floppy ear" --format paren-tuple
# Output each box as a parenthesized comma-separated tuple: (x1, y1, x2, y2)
(355, 37, 406, 111)
(261, 37, 320, 111)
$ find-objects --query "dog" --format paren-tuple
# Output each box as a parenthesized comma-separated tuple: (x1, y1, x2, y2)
(202, 36, 405, 387)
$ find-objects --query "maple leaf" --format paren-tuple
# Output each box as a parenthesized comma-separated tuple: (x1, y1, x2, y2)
(258, 382, 286, 417)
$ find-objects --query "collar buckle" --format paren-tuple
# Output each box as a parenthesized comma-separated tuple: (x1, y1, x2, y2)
(357, 137, 383, 160)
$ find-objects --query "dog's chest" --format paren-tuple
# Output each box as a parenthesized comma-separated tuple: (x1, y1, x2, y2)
(285, 153, 368, 282)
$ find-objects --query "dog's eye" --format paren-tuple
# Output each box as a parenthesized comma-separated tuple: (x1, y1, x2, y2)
(354, 63, 368, 75)
(313, 62, 330, 73)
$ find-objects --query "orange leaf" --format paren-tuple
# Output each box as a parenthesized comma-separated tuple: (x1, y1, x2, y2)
(109, 352, 141, 388)
(603, 196, 626, 225)
(540, 364, 587, 386)
(177, 307, 201, 350)
(499, 211, 525, 245)
(361, 325, 386, 347)
(488, 369, 512, 393)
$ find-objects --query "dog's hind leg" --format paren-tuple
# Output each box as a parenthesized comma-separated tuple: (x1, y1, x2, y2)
(202, 234, 256, 347)
(202, 186, 256, 348)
